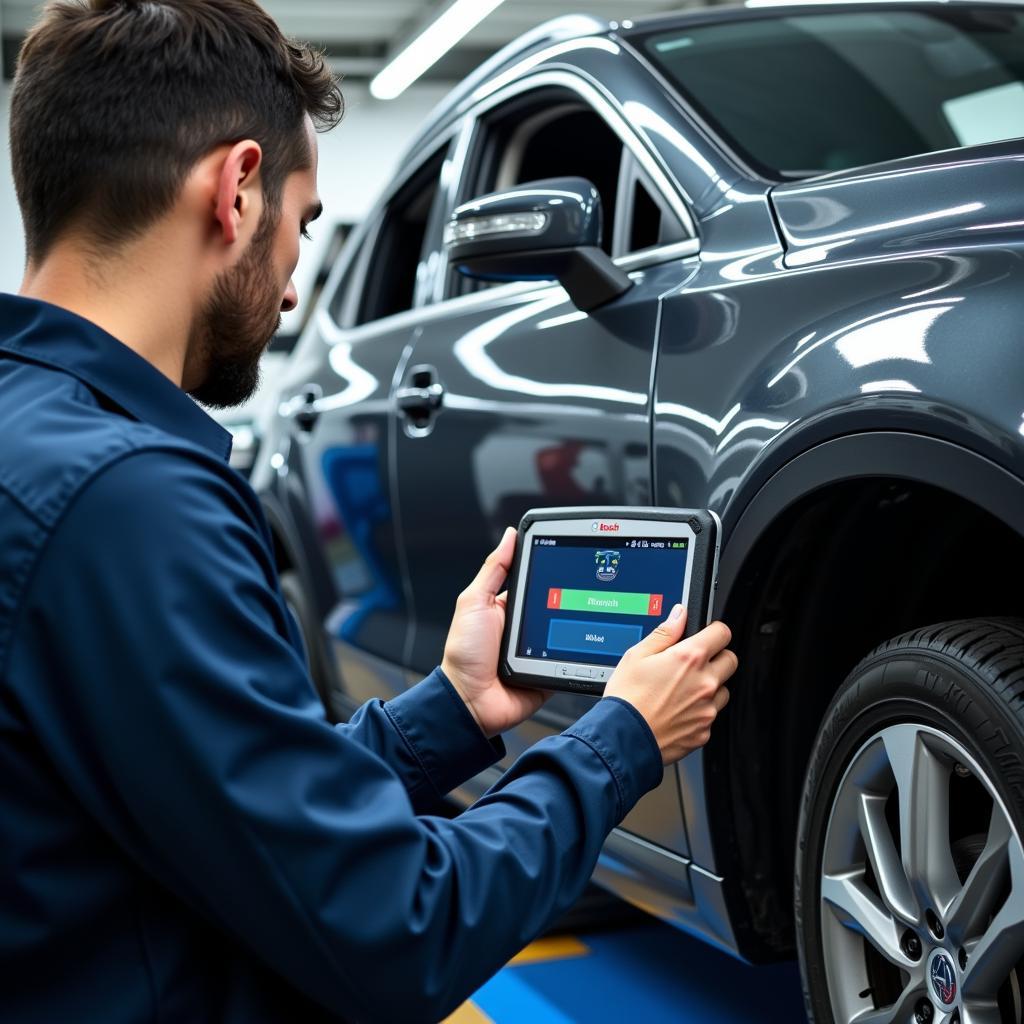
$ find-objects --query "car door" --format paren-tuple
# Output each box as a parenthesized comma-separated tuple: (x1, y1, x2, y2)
(391, 76, 700, 852)
(277, 137, 454, 710)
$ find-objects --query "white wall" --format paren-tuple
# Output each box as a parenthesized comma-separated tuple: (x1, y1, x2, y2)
(0, 85, 25, 295)
(0, 79, 455, 322)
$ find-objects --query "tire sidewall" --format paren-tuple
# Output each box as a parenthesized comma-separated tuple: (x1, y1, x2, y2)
(796, 646, 1024, 1023)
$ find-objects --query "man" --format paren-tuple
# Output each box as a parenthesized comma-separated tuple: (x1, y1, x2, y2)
(0, 1, 737, 1021)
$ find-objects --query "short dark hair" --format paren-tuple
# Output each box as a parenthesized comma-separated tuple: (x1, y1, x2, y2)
(10, 0, 343, 262)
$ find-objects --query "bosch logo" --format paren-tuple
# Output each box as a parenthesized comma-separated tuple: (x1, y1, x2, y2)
(928, 950, 957, 1007)
(594, 522, 619, 532)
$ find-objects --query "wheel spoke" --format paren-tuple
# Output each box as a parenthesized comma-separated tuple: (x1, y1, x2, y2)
(961, 838, 1024, 999)
(848, 978, 925, 1024)
(882, 726, 961, 914)
(822, 868, 913, 969)
(947, 807, 1012, 945)
(859, 790, 918, 925)
(961, 1001, 1003, 1024)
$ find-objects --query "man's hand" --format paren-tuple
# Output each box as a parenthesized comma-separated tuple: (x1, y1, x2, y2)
(605, 605, 737, 765)
(442, 527, 549, 738)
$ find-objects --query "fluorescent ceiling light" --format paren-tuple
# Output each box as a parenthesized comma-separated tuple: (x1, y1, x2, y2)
(371, 0, 506, 101)
(746, 0, 939, 6)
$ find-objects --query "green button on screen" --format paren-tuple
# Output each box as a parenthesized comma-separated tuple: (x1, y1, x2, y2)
(547, 588, 664, 617)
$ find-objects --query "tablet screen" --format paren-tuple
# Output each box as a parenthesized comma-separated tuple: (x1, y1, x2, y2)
(516, 535, 690, 668)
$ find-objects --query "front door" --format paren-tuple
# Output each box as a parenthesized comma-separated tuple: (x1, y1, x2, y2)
(392, 81, 700, 853)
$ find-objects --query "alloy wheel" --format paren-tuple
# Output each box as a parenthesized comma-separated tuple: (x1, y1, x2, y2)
(820, 722, 1024, 1024)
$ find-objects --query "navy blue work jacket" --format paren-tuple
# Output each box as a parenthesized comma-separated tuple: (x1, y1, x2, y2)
(0, 294, 662, 1023)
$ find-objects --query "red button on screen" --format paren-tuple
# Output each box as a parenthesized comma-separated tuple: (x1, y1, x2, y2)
(547, 588, 562, 609)
(647, 593, 664, 616)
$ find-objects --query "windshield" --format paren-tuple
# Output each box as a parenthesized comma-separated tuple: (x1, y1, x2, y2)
(639, 7, 1024, 178)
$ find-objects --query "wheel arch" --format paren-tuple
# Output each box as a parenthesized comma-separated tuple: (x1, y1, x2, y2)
(700, 431, 1024, 960)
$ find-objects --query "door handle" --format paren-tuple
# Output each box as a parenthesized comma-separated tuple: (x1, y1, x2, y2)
(290, 383, 322, 433)
(396, 365, 445, 422)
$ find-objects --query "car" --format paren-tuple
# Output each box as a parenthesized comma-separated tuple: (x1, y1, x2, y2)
(250, 4, 1024, 1020)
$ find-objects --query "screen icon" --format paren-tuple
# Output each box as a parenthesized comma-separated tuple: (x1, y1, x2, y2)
(595, 549, 620, 582)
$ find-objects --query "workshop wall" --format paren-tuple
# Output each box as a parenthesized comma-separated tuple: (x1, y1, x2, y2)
(0, 85, 22, 295)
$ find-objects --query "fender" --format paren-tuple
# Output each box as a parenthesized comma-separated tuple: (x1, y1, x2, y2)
(678, 430, 1024, 878)
(719, 430, 1024, 601)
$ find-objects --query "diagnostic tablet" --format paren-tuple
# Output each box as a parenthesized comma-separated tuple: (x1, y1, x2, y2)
(500, 507, 721, 695)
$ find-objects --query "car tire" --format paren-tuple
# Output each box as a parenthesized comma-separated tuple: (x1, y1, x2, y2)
(796, 618, 1024, 1024)
(279, 569, 338, 722)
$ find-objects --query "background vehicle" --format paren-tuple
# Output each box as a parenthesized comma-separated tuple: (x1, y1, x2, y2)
(252, 5, 1024, 1020)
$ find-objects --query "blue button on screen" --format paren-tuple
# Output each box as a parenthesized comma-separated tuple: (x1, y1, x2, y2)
(547, 618, 643, 657)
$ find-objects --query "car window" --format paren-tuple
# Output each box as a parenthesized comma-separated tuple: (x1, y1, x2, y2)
(638, 7, 1024, 178)
(614, 151, 686, 256)
(325, 225, 364, 327)
(354, 145, 448, 325)
(631, 180, 664, 252)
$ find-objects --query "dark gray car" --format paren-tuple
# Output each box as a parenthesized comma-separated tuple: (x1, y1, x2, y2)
(252, 5, 1024, 1020)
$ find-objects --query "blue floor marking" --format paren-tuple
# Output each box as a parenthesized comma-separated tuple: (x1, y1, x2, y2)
(473, 970, 578, 1024)
(472, 921, 806, 1022)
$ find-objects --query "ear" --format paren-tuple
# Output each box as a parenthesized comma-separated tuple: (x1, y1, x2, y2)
(213, 140, 263, 245)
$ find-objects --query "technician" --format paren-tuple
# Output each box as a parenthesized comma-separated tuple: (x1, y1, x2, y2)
(0, 2, 737, 1022)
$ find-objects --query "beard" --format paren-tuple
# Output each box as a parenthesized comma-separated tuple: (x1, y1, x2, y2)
(187, 212, 283, 410)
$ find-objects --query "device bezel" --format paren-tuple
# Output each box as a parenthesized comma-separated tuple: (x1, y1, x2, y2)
(499, 507, 721, 695)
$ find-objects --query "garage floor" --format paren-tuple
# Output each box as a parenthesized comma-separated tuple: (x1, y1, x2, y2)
(445, 917, 806, 1023)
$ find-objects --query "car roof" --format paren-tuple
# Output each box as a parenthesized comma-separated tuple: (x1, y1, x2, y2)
(623, 0, 1024, 36)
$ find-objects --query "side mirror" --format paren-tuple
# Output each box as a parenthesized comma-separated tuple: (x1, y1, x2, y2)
(444, 177, 633, 313)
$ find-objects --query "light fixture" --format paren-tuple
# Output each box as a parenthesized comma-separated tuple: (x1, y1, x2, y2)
(746, 0, 936, 5)
(371, 0, 507, 101)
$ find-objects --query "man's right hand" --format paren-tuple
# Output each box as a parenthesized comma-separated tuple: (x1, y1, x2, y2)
(604, 605, 736, 765)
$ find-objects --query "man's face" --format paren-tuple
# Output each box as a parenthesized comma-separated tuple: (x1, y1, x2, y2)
(189, 123, 322, 409)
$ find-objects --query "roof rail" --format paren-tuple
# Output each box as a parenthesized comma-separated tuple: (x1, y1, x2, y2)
(401, 14, 609, 154)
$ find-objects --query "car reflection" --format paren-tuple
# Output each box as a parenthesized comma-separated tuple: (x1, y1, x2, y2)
(320, 443, 401, 646)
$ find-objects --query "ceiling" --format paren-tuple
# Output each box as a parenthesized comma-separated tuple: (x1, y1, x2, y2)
(1, 0, 715, 81)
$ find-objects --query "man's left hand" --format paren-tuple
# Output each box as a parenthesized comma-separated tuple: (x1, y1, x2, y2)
(442, 527, 549, 738)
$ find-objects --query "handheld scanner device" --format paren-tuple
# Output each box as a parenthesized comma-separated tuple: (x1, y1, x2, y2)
(499, 507, 721, 695)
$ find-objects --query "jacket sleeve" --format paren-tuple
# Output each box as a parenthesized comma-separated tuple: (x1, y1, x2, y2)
(336, 667, 506, 814)
(10, 449, 663, 1023)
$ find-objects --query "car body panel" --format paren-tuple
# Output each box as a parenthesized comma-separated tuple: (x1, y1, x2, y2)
(393, 258, 700, 855)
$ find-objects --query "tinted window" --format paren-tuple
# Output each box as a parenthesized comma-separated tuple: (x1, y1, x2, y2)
(641, 8, 1024, 177)
(356, 147, 446, 324)
(630, 180, 664, 252)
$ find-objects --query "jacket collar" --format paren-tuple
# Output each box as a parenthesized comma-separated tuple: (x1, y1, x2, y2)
(0, 293, 232, 461)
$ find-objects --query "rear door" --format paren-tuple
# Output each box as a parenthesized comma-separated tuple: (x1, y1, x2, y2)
(391, 75, 700, 852)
